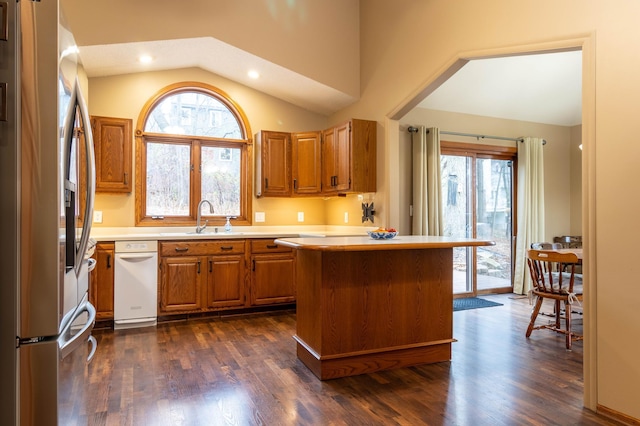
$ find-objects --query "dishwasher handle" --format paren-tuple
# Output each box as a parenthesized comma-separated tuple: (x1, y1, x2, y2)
(116, 253, 156, 261)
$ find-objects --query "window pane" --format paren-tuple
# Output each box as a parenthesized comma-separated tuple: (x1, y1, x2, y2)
(201, 146, 241, 216)
(144, 91, 242, 138)
(146, 143, 191, 216)
(476, 158, 513, 291)
(441, 155, 473, 294)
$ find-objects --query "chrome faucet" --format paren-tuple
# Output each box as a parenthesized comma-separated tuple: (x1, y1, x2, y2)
(196, 199, 214, 233)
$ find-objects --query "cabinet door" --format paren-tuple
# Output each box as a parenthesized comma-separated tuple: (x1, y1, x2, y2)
(90, 116, 132, 193)
(322, 127, 337, 194)
(259, 131, 291, 196)
(349, 119, 377, 193)
(333, 121, 351, 192)
(251, 253, 295, 305)
(89, 242, 115, 320)
(160, 256, 203, 313)
(206, 255, 246, 309)
(292, 131, 322, 195)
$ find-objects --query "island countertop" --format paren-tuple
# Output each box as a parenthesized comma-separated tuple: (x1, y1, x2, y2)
(275, 235, 495, 252)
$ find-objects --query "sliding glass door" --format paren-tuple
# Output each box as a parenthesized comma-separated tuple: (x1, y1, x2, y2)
(441, 144, 516, 296)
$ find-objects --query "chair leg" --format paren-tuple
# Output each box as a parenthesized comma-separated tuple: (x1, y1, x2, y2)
(565, 300, 572, 350)
(554, 300, 562, 329)
(526, 296, 544, 338)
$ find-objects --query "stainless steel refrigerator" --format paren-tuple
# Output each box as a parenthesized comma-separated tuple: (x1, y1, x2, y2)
(0, 1, 97, 424)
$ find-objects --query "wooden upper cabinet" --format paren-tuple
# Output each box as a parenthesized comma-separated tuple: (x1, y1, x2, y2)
(292, 131, 322, 196)
(256, 130, 291, 197)
(323, 119, 376, 195)
(256, 119, 376, 198)
(90, 115, 132, 193)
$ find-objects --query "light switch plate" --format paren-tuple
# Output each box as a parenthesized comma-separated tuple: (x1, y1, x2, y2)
(344, 212, 349, 223)
(298, 212, 304, 222)
(255, 212, 265, 222)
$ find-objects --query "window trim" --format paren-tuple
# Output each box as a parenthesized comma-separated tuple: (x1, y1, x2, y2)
(135, 82, 253, 227)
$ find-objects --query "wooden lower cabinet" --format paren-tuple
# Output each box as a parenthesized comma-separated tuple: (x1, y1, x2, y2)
(160, 256, 203, 313)
(250, 239, 296, 306)
(206, 254, 245, 309)
(158, 239, 295, 317)
(89, 242, 115, 320)
(158, 240, 247, 315)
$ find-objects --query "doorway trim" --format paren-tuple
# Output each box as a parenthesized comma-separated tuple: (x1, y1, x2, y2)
(384, 34, 597, 410)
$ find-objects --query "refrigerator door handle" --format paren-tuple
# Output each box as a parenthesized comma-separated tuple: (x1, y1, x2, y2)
(64, 77, 96, 275)
(87, 335, 97, 363)
(58, 299, 96, 360)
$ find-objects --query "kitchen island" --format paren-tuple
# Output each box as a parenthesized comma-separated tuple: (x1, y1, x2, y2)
(274, 235, 495, 379)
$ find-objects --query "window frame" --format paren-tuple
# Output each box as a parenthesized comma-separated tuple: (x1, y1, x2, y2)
(135, 81, 253, 227)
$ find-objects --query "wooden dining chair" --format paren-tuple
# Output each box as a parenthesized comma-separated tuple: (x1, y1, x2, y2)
(526, 249, 583, 350)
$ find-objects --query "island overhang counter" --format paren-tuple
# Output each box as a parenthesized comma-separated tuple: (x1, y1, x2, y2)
(274, 235, 495, 380)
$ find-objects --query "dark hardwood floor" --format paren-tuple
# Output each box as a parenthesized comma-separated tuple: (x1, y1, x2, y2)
(60, 294, 621, 425)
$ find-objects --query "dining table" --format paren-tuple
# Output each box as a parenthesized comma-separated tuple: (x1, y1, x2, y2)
(550, 248, 583, 261)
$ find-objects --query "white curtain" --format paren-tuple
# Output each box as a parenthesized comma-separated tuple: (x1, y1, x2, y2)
(412, 126, 443, 236)
(513, 137, 546, 294)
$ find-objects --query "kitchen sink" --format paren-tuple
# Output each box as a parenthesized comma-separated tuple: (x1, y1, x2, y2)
(159, 231, 244, 236)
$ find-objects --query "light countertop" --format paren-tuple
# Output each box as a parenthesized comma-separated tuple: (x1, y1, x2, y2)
(89, 225, 372, 242)
(274, 235, 495, 252)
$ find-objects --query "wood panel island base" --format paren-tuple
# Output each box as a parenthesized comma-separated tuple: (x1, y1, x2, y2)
(274, 236, 494, 380)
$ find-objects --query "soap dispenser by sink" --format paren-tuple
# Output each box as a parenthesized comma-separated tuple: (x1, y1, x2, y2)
(224, 216, 233, 233)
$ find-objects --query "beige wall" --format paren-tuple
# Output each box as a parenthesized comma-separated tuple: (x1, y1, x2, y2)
(88, 67, 370, 228)
(570, 125, 583, 236)
(400, 108, 574, 242)
(62, 0, 360, 98)
(337, 0, 639, 419)
(81, 0, 639, 419)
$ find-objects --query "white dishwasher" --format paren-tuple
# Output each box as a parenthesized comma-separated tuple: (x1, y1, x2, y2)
(114, 240, 158, 330)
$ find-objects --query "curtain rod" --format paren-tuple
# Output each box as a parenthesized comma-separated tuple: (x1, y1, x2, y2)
(407, 127, 546, 145)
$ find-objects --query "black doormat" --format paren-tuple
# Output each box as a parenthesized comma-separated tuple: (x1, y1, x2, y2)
(453, 297, 503, 312)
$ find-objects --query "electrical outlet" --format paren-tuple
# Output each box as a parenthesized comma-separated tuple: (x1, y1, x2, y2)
(255, 212, 265, 223)
(297, 212, 304, 222)
(93, 210, 103, 224)
(344, 212, 349, 223)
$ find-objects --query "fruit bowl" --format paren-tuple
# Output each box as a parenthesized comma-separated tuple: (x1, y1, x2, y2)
(367, 229, 398, 240)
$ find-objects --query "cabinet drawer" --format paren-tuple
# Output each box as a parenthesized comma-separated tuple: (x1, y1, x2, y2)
(250, 239, 292, 254)
(160, 240, 245, 256)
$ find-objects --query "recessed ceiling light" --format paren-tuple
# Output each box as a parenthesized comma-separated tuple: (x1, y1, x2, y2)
(139, 54, 153, 64)
(248, 70, 260, 79)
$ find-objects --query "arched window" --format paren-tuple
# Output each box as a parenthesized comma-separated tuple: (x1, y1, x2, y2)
(135, 82, 252, 227)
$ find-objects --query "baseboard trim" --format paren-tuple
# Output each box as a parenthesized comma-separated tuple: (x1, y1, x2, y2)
(597, 404, 640, 425)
